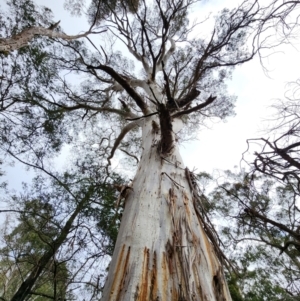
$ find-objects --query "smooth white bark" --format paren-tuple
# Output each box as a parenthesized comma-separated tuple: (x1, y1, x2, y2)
(0, 26, 96, 52)
(101, 117, 232, 301)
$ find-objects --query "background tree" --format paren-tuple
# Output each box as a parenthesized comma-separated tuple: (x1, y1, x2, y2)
(245, 80, 300, 197)
(0, 161, 126, 301)
(0, 0, 106, 53)
(0, 1, 123, 296)
(209, 170, 300, 300)
(255, 0, 300, 70)
(0, 199, 70, 301)
(206, 65, 300, 300)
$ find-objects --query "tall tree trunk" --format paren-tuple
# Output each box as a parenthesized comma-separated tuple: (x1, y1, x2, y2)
(101, 117, 231, 301)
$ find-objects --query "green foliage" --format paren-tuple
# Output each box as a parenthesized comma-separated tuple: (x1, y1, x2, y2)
(0, 0, 74, 160)
(0, 167, 126, 300)
(227, 274, 243, 301)
(83, 173, 124, 256)
(87, 0, 140, 24)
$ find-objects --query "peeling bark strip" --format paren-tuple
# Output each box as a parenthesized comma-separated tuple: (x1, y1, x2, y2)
(152, 120, 159, 134)
(110, 245, 131, 300)
(149, 251, 158, 301)
(100, 119, 232, 301)
(185, 168, 230, 270)
(137, 248, 150, 300)
(133, 248, 159, 301)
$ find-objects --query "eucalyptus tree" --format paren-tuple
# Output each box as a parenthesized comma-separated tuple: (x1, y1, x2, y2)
(44, 0, 266, 300)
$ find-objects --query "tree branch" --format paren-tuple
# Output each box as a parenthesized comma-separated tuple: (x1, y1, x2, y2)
(126, 111, 158, 121)
(107, 121, 141, 165)
(0, 24, 106, 52)
(119, 148, 139, 164)
(29, 291, 55, 300)
(172, 95, 217, 118)
(87, 64, 149, 115)
(43, 100, 137, 119)
(244, 207, 300, 241)
(279, 240, 300, 255)
(174, 88, 201, 109)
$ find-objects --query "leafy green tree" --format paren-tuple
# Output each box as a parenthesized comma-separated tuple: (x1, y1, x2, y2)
(0, 198, 70, 301)
(0, 0, 72, 162)
(0, 165, 125, 301)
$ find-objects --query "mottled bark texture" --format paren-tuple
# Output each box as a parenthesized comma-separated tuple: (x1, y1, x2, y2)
(101, 118, 231, 301)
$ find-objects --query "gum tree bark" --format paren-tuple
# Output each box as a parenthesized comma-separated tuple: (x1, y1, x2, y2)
(101, 117, 231, 300)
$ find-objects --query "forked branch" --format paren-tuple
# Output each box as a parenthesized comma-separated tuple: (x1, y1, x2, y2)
(87, 64, 149, 115)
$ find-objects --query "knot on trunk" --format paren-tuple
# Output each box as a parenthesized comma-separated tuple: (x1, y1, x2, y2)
(213, 269, 227, 301)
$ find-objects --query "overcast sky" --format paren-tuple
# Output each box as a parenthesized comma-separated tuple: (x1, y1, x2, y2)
(5, 0, 300, 189)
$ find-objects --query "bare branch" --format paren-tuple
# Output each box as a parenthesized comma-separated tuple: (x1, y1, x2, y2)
(244, 207, 300, 241)
(119, 148, 140, 164)
(172, 95, 217, 118)
(107, 121, 141, 165)
(126, 111, 158, 121)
